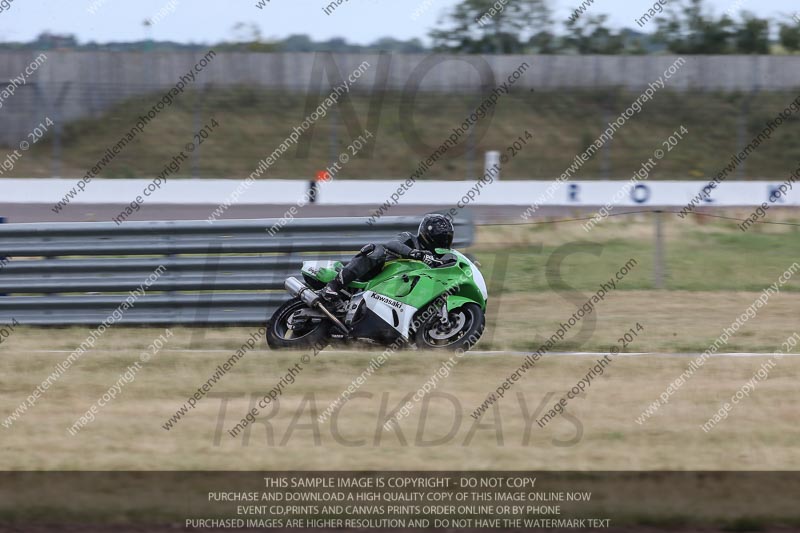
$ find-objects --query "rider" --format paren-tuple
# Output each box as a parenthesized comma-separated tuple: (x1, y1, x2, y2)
(319, 213, 455, 304)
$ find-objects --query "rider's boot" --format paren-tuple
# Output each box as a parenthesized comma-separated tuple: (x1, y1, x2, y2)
(319, 275, 345, 309)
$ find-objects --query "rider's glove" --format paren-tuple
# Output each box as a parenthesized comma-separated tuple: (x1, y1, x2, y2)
(410, 249, 437, 266)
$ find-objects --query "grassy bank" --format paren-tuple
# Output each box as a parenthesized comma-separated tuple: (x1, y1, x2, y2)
(9, 88, 800, 180)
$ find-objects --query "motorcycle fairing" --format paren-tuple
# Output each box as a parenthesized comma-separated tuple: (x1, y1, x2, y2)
(300, 260, 341, 282)
(362, 290, 419, 340)
(299, 250, 486, 340)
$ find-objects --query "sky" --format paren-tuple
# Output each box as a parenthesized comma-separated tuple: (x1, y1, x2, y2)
(0, 0, 796, 45)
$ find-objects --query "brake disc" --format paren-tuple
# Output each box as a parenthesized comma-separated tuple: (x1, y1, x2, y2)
(429, 312, 466, 340)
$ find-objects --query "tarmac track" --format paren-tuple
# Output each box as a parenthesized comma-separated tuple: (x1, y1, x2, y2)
(0, 203, 604, 224)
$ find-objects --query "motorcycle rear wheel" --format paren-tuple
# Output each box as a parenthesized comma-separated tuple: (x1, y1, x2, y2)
(266, 297, 331, 350)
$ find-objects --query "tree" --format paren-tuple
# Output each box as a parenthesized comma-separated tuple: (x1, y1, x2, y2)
(369, 37, 427, 53)
(563, 14, 625, 54)
(281, 34, 315, 52)
(779, 18, 800, 52)
(528, 31, 558, 54)
(430, 0, 551, 53)
(733, 12, 770, 54)
(654, 0, 736, 54)
(319, 37, 352, 53)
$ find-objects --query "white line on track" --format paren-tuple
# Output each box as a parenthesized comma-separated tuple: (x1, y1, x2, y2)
(470, 351, 792, 357)
(19, 350, 794, 357)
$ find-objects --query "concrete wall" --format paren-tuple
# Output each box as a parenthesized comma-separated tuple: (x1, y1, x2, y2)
(1, 51, 799, 145)
(3, 51, 799, 92)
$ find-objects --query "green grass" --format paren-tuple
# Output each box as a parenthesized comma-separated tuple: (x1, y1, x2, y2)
(474, 214, 800, 293)
(10, 88, 800, 179)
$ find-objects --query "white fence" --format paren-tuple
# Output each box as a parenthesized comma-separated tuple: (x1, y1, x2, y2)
(4, 178, 799, 207)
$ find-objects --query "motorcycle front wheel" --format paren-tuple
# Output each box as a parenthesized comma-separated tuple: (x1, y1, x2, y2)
(413, 302, 485, 352)
(266, 297, 331, 350)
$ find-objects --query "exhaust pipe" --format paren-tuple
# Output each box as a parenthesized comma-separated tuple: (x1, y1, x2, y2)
(285, 277, 320, 308)
(284, 277, 348, 335)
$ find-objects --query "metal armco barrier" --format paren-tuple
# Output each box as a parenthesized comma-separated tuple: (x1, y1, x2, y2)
(0, 216, 474, 326)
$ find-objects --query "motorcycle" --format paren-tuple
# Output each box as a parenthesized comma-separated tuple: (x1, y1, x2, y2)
(266, 250, 488, 352)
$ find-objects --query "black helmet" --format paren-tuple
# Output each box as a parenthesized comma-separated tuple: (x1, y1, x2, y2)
(418, 214, 454, 252)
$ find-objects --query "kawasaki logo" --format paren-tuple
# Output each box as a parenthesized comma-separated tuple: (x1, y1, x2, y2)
(370, 292, 403, 309)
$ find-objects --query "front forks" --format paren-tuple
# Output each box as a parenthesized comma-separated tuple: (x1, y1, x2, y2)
(439, 304, 451, 327)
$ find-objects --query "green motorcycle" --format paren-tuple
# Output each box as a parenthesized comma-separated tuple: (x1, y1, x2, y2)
(266, 250, 487, 352)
